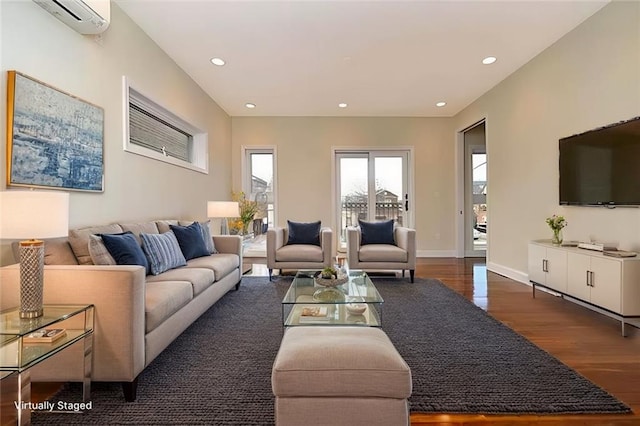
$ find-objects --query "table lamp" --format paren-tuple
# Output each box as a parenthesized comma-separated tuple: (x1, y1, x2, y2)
(0, 190, 69, 318)
(207, 201, 239, 235)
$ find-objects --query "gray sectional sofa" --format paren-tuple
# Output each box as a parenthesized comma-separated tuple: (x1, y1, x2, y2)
(0, 219, 242, 401)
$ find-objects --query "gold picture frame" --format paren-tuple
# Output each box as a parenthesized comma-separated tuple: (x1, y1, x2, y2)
(6, 70, 104, 192)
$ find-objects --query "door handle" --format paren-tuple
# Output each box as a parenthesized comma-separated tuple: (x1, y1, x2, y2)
(404, 194, 409, 211)
(542, 259, 548, 272)
(590, 271, 594, 287)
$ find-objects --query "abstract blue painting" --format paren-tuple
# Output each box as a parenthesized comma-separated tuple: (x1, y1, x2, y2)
(7, 71, 104, 192)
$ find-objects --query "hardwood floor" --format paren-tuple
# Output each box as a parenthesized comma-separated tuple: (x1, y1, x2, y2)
(410, 257, 640, 426)
(20, 258, 640, 425)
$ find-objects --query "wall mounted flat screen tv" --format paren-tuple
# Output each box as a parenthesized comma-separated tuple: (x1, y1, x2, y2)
(559, 116, 640, 206)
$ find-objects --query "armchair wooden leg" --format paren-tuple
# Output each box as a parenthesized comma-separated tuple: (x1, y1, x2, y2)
(410, 270, 415, 283)
(269, 269, 273, 281)
(402, 270, 405, 277)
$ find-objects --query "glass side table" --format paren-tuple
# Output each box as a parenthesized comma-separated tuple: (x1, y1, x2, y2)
(0, 304, 95, 425)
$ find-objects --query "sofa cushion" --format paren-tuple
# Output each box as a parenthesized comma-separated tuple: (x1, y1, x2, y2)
(88, 235, 116, 265)
(146, 267, 214, 296)
(179, 220, 216, 254)
(287, 220, 321, 246)
(68, 224, 124, 265)
(359, 219, 395, 245)
(140, 232, 187, 275)
(156, 220, 179, 234)
(41, 238, 79, 265)
(276, 244, 323, 262)
(101, 232, 150, 274)
(185, 254, 239, 280)
(170, 222, 210, 260)
(120, 222, 160, 245)
(145, 281, 193, 333)
(359, 244, 407, 263)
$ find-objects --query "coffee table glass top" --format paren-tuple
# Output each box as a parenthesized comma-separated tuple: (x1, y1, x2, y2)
(282, 270, 383, 327)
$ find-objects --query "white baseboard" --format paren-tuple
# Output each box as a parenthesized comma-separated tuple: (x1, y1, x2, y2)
(417, 250, 458, 258)
(486, 261, 529, 285)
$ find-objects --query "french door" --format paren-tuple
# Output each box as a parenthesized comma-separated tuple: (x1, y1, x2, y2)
(335, 150, 411, 250)
(243, 148, 276, 233)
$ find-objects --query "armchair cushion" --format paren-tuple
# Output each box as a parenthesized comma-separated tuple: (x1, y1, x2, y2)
(287, 220, 321, 246)
(359, 219, 395, 245)
(276, 244, 324, 262)
(359, 245, 408, 263)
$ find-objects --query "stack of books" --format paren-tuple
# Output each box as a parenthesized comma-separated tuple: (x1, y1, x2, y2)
(299, 306, 330, 323)
(24, 328, 66, 343)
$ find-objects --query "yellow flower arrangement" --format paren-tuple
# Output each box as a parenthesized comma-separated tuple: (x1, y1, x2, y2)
(230, 191, 259, 235)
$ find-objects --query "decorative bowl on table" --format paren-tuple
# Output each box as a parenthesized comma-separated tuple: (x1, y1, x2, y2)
(314, 267, 348, 287)
(345, 296, 367, 315)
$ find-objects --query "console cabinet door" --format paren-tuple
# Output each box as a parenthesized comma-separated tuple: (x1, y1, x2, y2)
(589, 257, 621, 313)
(528, 244, 567, 292)
(545, 247, 567, 293)
(528, 244, 547, 285)
(567, 252, 591, 302)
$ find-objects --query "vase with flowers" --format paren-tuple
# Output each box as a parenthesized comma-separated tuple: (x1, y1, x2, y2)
(546, 214, 567, 245)
(231, 191, 259, 236)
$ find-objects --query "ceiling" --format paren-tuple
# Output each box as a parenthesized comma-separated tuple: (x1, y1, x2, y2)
(115, 1, 609, 117)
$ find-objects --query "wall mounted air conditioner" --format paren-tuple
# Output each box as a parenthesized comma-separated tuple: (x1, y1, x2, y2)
(33, 0, 110, 34)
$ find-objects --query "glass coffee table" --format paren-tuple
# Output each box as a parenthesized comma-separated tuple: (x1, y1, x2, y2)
(282, 270, 383, 327)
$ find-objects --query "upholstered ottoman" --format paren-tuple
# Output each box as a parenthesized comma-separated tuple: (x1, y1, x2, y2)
(271, 326, 412, 426)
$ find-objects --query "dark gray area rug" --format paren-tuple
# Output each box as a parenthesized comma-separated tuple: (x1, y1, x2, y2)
(33, 277, 631, 425)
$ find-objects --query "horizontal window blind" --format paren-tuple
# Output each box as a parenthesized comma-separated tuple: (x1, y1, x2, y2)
(129, 98, 191, 162)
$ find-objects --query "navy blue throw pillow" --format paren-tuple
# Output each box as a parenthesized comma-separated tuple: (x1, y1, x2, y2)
(100, 232, 150, 274)
(359, 219, 395, 245)
(170, 222, 210, 260)
(287, 220, 321, 246)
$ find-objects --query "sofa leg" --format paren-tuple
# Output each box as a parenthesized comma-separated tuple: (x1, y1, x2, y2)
(234, 281, 241, 291)
(122, 378, 139, 402)
(401, 270, 405, 277)
(269, 269, 273, 281)
(410, 270, 415, 283)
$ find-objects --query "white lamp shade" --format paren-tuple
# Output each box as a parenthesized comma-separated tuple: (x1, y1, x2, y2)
(0, 191, 70, 239)
(207, 201, 240, 218)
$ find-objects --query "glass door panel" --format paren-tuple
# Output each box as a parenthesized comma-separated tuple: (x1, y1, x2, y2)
(374, 156, 406, 226)
(246, 150, 274, 234)
(339, 156, 368, 247)
(472, 153, 487, 251)
(336, 151, 410, 250)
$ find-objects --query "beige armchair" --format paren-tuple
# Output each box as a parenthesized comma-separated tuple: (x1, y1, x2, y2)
(267, 222, 333, 280)
(346, 223, 416, 282)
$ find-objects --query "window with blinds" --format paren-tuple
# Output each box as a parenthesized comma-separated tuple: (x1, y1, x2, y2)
(123, 77, 208, 174)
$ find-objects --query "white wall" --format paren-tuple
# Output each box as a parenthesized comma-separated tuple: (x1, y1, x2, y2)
(231, 117, 455, 256)
(453, 1, 640, 281)
(0, 2, 232, 265)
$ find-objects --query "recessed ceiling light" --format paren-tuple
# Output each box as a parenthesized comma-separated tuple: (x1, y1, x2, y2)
(338, 103, 348, 108)
(482, 56, 497, 65)
(210, 57, 225, 66)
(436, 101, 446, 107)
(245, 103, 256, 109)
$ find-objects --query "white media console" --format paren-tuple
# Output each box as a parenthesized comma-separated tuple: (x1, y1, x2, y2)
(528, 240, 640, 336)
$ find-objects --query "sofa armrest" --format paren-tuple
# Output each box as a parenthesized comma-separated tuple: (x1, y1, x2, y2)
(212, 234, 242, 257)
(0, 264, 146, 382)
(346, 226, 361, 267)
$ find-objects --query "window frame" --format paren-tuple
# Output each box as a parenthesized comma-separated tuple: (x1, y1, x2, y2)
(122, 76, 208, 174)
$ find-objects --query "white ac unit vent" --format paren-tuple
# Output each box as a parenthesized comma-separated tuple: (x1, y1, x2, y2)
(33, 0, 110, 34)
